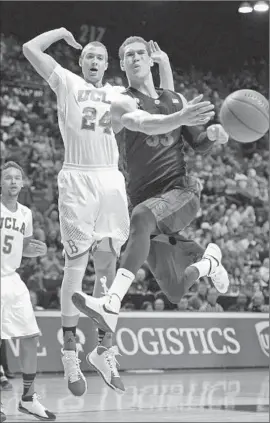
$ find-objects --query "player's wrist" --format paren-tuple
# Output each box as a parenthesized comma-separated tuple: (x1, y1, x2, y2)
(58, 27, 69, 39)
(158, 53, 170, 65)
(206, 126, 216, 141)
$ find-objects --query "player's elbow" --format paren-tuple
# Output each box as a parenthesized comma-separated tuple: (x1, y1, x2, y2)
(22, 43, 33, 59)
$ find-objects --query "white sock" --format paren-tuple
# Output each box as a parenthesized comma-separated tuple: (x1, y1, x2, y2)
(108, 268, 135, 303)
(191, 258, 211, 278)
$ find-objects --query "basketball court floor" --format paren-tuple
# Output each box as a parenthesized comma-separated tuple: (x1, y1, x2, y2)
(2, 368, 268, 422)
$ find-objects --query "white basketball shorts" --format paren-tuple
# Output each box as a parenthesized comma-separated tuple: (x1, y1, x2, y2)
(1, 272, 40, 339)
(58, 164, 130, 258)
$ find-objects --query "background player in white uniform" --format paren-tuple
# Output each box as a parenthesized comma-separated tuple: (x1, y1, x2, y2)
(0, 161, 55, 421)
(23, 28, 175, 396)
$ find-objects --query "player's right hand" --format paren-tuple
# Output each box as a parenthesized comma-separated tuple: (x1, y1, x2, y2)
(61, 28, 82, 50)
(180, 94, 215, 126)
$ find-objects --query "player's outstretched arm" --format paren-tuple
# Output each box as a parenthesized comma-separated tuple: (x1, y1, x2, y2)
(111, 94, 215, 135)
(23, 238, 47, 258)
(149, 41, 174, 91)
(22, 28, 82, 81)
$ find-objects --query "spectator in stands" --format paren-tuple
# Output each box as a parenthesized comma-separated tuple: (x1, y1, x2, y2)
(141, 301, 154, 311)
(121, 302, 136, 311)
(248, 291, 265, 312)
(153, 298, 165, 311)
(176, 297, 190, 311)
(199, 288, 224, 312)
(188, 280, 208, 311)
(39, 247, 63, 292)
(29, 289, 44, 311)
(259, 258, 269, 286)
(228, 292, 249, 312)
(33, 221, 46, 242)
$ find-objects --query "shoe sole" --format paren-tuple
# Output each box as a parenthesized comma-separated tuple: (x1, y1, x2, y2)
(18, 404, 56, 421)
(72, 293, 113, 333)
(86, 354, 124, 395)
(211, 266, 230, 294)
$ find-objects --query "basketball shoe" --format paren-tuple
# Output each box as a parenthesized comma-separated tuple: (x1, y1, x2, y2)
(18, 393, 56, 421)
(87, 345, 125, 394)
(0, 403, 6, 423)
(0, 375, 12, 391)
(61, 349, 87, 396)
(187, 243, 230, 294)
(72, 291, 119, 333)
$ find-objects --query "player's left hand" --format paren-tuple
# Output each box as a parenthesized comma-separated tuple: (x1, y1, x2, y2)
(207, 124, 229, 144)
(28, 239, 48, 257)
(149, 40, 169, 64)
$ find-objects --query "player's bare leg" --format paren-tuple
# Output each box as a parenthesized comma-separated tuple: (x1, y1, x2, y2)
(148, 234, 229, 304)
(18, 335, 56, 421)
(72, 239, 125, 394)
(72, 205, 157, 333)
(61, 252, 88, 396)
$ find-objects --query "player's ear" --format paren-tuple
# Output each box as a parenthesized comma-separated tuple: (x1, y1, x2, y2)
(79, 55, 82, 68)
(150, 57, 154, 67)
(105, 61, 108, 71)
(120, 60, 125, 71)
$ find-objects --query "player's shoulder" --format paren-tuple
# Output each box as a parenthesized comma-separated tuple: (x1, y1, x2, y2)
(17, 202, 32, 218)
(111, 91, 137, 114)
(162, 89, 188, 107)
(53, 64, 83, 83)
(106, 84, 126, 94)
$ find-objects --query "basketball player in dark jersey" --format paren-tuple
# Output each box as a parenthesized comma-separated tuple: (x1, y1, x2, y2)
(72, 36, 230, 333)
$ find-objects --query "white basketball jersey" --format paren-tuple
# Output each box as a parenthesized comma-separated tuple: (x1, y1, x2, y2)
(47, 65, 124, 166)
(1, 202, 33, 276)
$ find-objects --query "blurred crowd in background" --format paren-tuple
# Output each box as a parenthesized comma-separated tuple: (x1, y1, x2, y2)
(1, 34, 269, 313)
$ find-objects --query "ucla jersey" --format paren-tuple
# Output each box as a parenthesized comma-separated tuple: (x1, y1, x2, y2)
(47, 65, 124, 167)
(1, 201, 32, 276)
(115, 87, 188, 205)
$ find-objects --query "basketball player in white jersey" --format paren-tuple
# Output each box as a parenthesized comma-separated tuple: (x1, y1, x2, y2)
(23, 28, 175, 396)
(0, 161, 56, 421)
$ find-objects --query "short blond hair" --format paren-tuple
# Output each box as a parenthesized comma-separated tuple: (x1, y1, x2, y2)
(119, 36, 150, 60)
(81, 41, 108, 61)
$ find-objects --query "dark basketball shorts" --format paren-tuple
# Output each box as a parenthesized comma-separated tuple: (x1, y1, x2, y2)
(141, 176, 204, 303)
(141, 176, 201, 234)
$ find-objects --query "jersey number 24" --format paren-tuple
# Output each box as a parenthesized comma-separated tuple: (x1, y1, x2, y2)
(81, 107, 112, 134)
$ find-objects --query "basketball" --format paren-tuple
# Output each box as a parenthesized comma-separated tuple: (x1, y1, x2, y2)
(219, 89, 269, 143)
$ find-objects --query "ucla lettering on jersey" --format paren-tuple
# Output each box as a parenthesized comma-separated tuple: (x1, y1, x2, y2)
(47, 65, 124, 167)
(1, 202, 33, 276)
(115, 87, 188, 205)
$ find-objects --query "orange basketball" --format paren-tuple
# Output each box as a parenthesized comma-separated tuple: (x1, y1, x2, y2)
(219, 89, 269, 143)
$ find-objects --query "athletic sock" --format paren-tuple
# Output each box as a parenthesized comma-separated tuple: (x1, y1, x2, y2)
(22, 373, 36, 398)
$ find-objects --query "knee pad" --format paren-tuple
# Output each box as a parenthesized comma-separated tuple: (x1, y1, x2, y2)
(61, 253, 89, 317)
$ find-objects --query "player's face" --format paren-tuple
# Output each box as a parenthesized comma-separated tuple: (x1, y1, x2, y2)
(122, 42, 152, 81)
(1, 167, 23, 198)
(81, 46, 108, 85)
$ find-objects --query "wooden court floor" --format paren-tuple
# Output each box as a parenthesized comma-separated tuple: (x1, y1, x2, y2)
(1, 368, 268, 422)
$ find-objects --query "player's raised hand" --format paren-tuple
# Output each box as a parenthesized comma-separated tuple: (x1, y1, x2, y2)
(207, 124, 229, 144)
(61, 28, 82, 50)
(149, 40, 169, 63)
(180, 95, 215, 126)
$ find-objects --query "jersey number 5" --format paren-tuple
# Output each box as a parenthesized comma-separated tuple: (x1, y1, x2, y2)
(81, 107, 112, 134)
(2, 235, 14, 254)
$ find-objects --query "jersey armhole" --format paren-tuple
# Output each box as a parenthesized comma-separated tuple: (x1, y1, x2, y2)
(176, 92, 188, 107)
